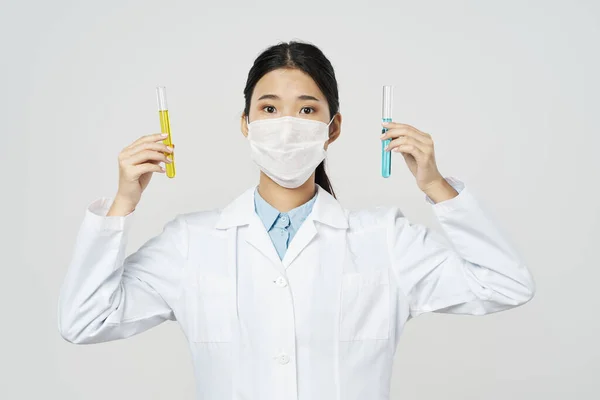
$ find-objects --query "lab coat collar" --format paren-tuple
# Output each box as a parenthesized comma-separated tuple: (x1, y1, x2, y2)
(215, 184, 348, 230)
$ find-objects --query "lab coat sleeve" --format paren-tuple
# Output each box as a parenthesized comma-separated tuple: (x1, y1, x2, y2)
(58, 197, 187, 344)
(388, 178, 535, 317)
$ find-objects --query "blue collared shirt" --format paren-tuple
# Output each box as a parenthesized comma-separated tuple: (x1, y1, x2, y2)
(253, 187, 318, 260)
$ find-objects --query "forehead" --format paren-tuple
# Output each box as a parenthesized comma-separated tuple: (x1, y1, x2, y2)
(253, 68, 324, 100)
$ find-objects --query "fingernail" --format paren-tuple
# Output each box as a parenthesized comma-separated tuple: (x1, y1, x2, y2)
(382, 122, 389, 126)
(161, 133, 168, 137)
(167, 146, 173, 152)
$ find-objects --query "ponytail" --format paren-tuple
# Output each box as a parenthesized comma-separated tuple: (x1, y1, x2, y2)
(315, 160, 336, 199)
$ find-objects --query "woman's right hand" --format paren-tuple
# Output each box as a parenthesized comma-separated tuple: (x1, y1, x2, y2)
(108, 133, 174, 216)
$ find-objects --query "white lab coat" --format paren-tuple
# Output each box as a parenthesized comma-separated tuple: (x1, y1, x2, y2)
(58, 178, 535, 400)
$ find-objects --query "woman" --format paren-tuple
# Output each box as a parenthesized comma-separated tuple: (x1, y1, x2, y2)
(58, 41, 535, 400)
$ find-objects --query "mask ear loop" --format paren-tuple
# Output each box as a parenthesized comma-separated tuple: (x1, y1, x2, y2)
(324, 114, 337, 149)
(326, 114, 336, 126)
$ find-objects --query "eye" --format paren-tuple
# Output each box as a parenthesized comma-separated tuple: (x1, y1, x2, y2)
(262, 105, 276, 113)
(300, 107, 315, 114)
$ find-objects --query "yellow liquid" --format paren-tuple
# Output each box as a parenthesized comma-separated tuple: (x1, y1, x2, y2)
(159, 110, 176, 178)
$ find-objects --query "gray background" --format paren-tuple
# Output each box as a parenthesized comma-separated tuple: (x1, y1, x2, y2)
(2, 0, 599, 398)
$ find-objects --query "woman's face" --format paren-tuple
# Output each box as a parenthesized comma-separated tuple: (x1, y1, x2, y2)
(241, 68, 341, 149)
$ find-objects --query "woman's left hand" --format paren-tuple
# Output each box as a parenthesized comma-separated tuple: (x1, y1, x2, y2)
(380, 121, 444, 192)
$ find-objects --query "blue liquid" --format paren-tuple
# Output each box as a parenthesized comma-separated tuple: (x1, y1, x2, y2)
(381, 118, 392, 178)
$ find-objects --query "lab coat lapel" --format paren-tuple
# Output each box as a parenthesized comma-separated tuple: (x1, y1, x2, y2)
(281, 217, 317, 269)
(215, 184, 349, 273)
(244, 213, 285, 271)
(213, 184, 285, 272)
(282, 185, 349, 269)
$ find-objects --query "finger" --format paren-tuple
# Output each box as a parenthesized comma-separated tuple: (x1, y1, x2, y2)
(123, 149, 172, 167)
(130, 163, 165, 179)
(394, 143, 425, 161)
(122, 141, 174, 159)
(385, 136, 429, 154)
(382, 122, 432, 139)
(126, 133, 169, 150)
(382, 121, 425, 132)
(381, 125, 431, 144)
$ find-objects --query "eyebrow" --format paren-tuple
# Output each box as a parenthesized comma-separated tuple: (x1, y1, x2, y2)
(257, 94, 321, 102)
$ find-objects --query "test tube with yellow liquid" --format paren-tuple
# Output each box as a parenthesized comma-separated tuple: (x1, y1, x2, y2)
(156, 86, 176, 178)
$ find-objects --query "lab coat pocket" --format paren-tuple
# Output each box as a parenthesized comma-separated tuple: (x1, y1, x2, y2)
(190, 274, 232, 343)
(339, 269, 390, 341)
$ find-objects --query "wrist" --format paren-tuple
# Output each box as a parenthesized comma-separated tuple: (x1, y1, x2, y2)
(108, 194, 137, 216)
(422, 177, 458, 204)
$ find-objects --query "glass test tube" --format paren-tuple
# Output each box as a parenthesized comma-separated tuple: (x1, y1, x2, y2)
(156, 86, 176, 178)
(381, 85, 393, 178)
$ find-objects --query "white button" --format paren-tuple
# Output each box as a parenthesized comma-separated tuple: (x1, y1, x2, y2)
(281, 215, 288, 222)
(275, 276, 288, 287)
(277, 353, 290, 365)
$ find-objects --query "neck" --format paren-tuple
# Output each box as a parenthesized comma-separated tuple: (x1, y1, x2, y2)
(257, 172, 317, 213)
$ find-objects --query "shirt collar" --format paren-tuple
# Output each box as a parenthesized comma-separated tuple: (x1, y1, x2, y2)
(253, 187, 318, 231)
(253, 188, 280, 231)
(215, 184, 348, 230)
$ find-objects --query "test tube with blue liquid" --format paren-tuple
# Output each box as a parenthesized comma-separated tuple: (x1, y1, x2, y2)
(381, 85, 393, 178)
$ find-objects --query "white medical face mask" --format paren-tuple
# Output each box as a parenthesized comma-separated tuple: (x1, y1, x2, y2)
(246, 115, 335, 189)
